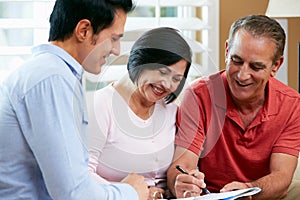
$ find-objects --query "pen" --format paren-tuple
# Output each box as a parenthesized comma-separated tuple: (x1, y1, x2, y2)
(175, 165, 211, 194)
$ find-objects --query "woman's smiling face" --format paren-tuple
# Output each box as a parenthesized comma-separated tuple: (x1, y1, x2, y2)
(135, 59, 187, 103)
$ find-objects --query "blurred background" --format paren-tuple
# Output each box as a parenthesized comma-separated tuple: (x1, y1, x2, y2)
(0, 0, 299, 92)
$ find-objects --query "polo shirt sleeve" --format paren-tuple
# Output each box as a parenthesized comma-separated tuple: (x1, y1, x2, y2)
(272, 96, 300, 157)
(175, 86, 206, 156)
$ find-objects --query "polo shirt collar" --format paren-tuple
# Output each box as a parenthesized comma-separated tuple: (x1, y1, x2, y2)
(264, 77, 278, 116)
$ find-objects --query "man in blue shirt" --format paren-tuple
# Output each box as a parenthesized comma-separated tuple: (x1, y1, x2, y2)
(0, 0, 148, 199)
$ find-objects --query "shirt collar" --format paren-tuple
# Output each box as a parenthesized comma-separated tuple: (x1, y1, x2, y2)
(32, 43, 84, 82)
(264, 78, 277, 116)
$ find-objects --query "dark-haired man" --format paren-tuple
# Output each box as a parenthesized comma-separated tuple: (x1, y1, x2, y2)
(0, 0, 148, 199)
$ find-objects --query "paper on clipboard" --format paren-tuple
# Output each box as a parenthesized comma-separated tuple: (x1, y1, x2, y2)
(165, 187, 261, 200)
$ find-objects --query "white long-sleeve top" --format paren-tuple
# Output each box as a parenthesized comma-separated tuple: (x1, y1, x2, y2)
(87, 84, 177, 188)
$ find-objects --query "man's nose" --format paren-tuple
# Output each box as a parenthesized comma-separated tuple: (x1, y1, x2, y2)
(111, 41, 120, 56)
(237, 64, 251, 80)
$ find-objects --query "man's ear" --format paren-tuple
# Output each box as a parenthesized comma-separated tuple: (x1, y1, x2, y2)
(225, 40, 229, 62)
(271, 56, 284, 77)
(75, 19, 92, 42)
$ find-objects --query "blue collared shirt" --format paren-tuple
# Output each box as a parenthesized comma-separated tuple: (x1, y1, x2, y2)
(0, 44, 138, 200)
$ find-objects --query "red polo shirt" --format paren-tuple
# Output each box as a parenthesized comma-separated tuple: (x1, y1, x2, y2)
(175, 70, 300, 192)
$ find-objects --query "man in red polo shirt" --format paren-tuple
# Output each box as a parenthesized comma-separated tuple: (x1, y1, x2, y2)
(167, 15, 300, 199)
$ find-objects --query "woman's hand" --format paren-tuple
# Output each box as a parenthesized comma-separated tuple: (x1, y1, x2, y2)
(148, 186, 165, 200)
(122, 173, 149, 200)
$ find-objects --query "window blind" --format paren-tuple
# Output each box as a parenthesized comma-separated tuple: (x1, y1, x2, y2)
(0, 0, 219, 84)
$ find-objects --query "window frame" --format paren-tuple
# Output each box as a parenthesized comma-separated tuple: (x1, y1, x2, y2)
(0, 0, 220, 85)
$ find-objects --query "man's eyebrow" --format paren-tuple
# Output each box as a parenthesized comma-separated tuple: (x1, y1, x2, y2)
(250, 61, 267, 68)
(112, 34, 123, 40)
(231, 54, 242, 60)
(231, 54, 267, 68)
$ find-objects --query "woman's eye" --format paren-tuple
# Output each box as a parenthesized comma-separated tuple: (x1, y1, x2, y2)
(159, 69, 168, 75)
(172, 77, 181, 82)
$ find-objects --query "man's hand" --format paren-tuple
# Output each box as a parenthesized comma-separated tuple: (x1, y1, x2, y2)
(220, 181, 252, 200)
(174, 169, 207, 198)
(221, 181, 252, 192)
(122, 173, 149, 200)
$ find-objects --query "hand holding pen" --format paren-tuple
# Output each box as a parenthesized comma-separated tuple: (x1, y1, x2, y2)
(175, 165, 210, 196)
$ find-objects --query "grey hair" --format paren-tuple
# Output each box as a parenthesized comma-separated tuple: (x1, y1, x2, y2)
(227, 15, 286, 64)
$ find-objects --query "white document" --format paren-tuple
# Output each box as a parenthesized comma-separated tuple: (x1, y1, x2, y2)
(167, 187, 261, 200)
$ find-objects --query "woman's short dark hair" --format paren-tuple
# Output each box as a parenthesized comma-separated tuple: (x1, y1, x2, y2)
(48, 0, 134, 41)
(127, 27, 192, 104)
